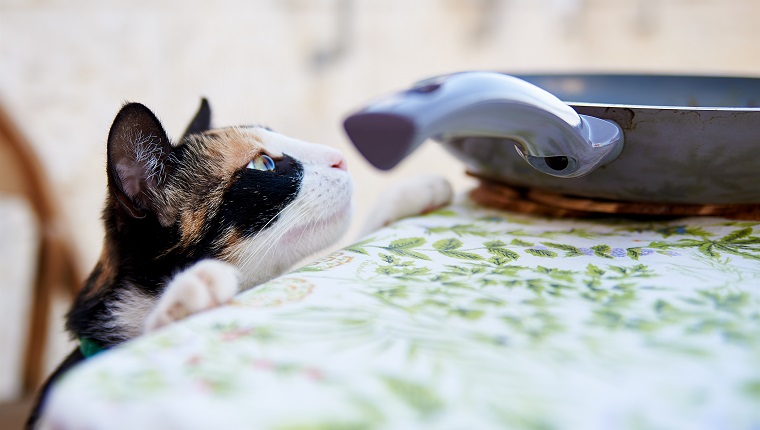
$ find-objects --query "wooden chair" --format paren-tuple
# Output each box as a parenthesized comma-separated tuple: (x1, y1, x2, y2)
(0, 101, 82, 394)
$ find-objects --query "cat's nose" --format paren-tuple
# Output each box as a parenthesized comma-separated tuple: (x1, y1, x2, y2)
(330, 154, 348, 171)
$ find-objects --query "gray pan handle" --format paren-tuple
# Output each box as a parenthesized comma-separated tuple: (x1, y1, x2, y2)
(343, 72, 623, 178)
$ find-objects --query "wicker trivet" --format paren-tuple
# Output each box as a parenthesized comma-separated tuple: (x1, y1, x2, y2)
(470, 176, 760, 220)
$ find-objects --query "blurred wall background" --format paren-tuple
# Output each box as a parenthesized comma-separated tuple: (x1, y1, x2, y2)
(1, 0, 759, 400)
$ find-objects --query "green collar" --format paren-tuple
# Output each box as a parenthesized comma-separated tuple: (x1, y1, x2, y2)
(79, 337, 106, 358)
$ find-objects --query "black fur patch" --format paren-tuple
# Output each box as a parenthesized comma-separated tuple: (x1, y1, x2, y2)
(216, 154, 303, 237)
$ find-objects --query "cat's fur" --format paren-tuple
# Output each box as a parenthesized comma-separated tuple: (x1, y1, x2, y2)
(28, 99, 451, 429)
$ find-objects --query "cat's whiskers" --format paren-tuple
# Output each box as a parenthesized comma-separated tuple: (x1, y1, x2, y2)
(234, 207, 315, 283)
(233, 192, 321, 276)
(294, 203, 323, 245)
(250, 192, 321, 258)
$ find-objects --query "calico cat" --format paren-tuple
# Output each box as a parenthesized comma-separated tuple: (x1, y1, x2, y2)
(28, 99, 451, 429)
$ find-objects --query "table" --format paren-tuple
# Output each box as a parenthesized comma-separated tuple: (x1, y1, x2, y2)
(42, 198, 760, 429)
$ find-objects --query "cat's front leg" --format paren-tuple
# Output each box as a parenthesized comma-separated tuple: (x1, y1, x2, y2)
(361, 174, 453, 235)
(144, 259, 240, 332)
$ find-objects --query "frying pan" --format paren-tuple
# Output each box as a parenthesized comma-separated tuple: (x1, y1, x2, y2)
(343, 72, 760, 204)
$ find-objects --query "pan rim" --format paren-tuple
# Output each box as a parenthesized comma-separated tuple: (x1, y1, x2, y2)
(566, 101, 760, 112)
(512, 73, 760, 111)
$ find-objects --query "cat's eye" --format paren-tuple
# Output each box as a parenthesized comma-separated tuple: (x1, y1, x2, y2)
(247, 154, 276, 172)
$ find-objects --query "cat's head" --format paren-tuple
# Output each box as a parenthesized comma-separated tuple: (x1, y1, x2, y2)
(105, 99, 352, 287)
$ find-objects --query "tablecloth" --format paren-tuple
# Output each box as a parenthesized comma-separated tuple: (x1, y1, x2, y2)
(42, 198, 760, 430)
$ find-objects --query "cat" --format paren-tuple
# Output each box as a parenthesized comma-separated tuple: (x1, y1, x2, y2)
(28, 99, 452, 429)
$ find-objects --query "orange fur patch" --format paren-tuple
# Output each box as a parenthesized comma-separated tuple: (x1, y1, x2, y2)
(179, 204, 208, 247)
(204, 128, 270, 174)
(170, 128, 274, 250)
(82, 247, 117, 298)
(216, 228, 244, 262)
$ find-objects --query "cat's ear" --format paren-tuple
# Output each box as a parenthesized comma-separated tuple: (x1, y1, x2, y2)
(180, 98, 211, 142)
(107, 102, 175, 223)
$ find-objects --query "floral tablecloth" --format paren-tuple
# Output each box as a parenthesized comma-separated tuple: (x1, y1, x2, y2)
(43, 199, 760, 430)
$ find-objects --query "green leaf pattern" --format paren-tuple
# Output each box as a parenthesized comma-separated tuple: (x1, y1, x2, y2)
(47, 203, 760, 429)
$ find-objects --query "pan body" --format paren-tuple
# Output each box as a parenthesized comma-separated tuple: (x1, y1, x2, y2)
(443, 74, 760, 204)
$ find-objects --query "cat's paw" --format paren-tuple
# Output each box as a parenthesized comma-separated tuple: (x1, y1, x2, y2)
(361, 174, 453, 235)
(144, 259, 239, 332)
